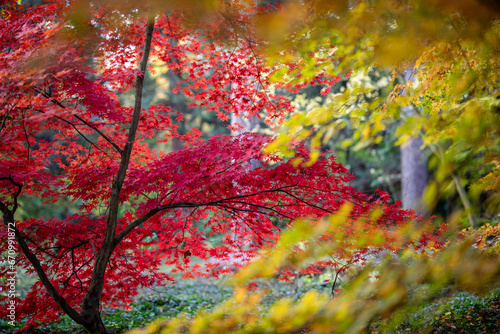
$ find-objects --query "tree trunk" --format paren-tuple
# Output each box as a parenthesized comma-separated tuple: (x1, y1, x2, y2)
(80, 311, 107, 334)
(400, 70, 428, 213)
(401, 134, 427, 212)
(77, 17, 155, 333)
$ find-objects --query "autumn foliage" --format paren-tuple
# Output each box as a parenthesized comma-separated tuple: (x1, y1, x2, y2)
(134, 0, 500, 333)
(0, 0, 418, 332)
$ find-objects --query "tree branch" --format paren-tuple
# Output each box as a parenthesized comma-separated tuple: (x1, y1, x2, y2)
(115, 185, 305, 245)
(73, 114, 123, 155)
(0, 184, 85, 324)
(0, 176, 22, 213)
(33, 88, 123, 154)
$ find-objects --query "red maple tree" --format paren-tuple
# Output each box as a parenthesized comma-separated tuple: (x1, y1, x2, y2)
(0, 1, 416, 332)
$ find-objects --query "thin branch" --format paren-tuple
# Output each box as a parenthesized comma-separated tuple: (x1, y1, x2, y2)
(21, 109, 32, 160)
(71, 249, 84, 289)
(331, 263, 349, 298)
(452, 173, 477, 228)
(73, 114, 123, 155)
(33, 88, 123, 154)
(32, 108, 103, 153)
(0, 95, 22, 135)
(0, 211, 84, 324)
(115, 185, 300, 244)
(0, 176, 22, 212)
(278, 189, 333, 214)
(114, 207, 161, 245)
(223, 200, 293, 219)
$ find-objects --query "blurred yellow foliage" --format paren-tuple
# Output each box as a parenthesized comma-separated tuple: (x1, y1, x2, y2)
(131, 209, 500, 334)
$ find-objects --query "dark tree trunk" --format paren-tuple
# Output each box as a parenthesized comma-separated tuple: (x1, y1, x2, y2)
(81, 311, 107, 334)
(77, 16, 155, 333)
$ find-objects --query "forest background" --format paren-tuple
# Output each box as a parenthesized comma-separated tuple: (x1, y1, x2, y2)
(1, 0, 500, 333)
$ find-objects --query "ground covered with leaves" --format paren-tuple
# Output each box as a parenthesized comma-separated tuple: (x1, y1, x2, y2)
(387, 289, 500, 333)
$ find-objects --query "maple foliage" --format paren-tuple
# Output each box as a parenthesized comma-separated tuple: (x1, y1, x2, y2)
(0, 0, 415, 332)
(2, 133, 415, 328)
